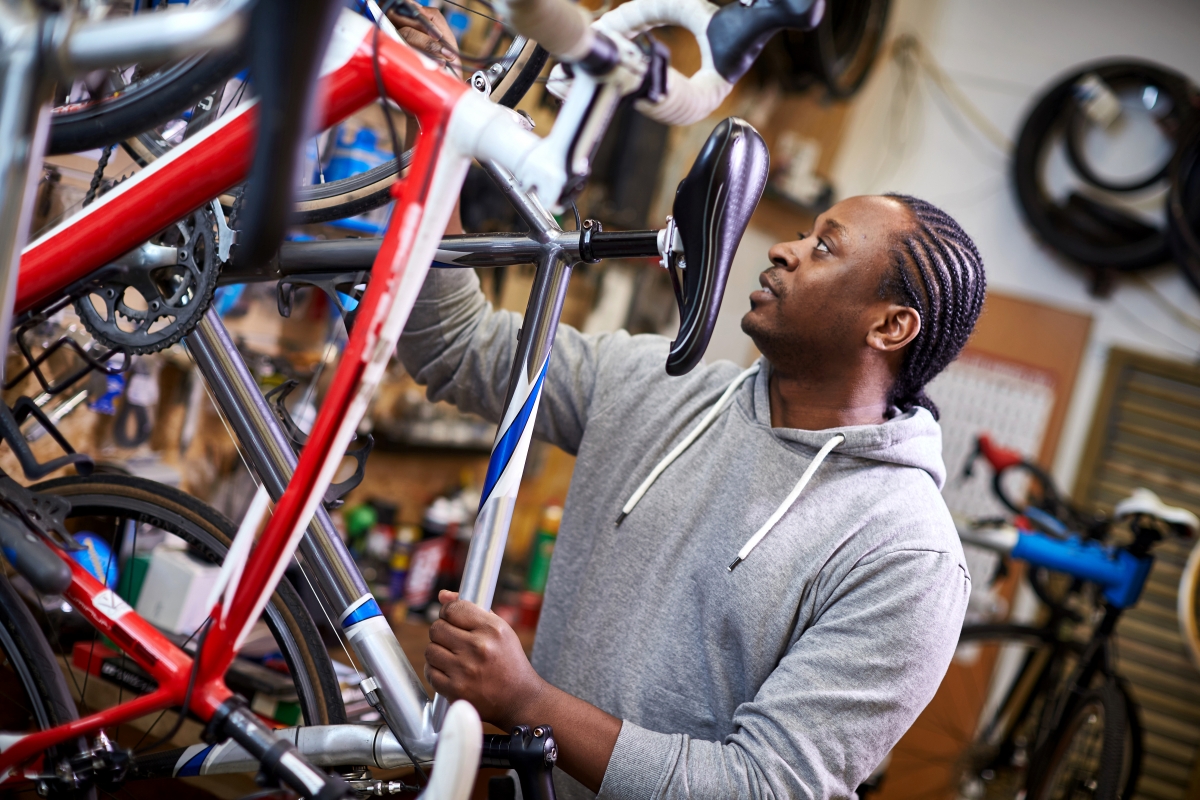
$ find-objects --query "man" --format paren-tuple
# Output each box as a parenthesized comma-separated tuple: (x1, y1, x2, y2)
(397, 186, 986, 798)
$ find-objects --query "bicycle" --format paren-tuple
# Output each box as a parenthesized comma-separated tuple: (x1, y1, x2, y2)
(0, 0, 811, 795)
(883, 435, 1198, 800)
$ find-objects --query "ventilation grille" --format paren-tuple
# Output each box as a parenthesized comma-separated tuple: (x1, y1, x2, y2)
(1076, 349, 1200, 800)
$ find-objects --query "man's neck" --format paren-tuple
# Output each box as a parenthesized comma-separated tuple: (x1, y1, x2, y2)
(767, 367, 891, 430)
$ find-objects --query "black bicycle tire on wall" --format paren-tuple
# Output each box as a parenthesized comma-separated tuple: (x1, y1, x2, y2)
(1013, 59, 1198, 273)
(29, 474, 346, 730)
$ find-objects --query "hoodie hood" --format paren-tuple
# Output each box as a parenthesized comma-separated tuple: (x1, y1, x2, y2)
(746, 357, 947, 490)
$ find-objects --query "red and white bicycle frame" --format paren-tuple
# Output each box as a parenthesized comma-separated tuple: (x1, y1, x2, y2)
(0, 10, 552, 780)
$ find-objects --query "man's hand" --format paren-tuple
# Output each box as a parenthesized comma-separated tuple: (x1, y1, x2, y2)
(389, 6, 461, 78)
(424, 590, 622, 792)
(425, 590, 547, 730)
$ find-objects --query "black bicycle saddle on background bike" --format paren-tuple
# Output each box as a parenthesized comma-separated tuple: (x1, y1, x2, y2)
(668, 117, 769, 376)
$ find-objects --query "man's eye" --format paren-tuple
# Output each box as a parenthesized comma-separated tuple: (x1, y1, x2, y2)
(815, 239, 830, 253)
(798, 231, 812, 240)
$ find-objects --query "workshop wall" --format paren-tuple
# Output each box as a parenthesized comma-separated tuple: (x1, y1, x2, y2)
(828, 0, 1200, 490)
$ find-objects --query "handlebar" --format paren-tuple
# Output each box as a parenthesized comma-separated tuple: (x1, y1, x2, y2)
(565, 0, 823, 125)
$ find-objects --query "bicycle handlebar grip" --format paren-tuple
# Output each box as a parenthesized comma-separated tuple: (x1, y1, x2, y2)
(667, 117, 768, 376)
(500, 0, 595, 62)
(0, 509, 71, 595)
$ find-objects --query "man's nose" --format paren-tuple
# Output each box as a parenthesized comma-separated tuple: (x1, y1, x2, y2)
(767, 242, 802, 270)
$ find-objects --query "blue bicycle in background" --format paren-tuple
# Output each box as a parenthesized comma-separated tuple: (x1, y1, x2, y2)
(878, 435, 1198, 800)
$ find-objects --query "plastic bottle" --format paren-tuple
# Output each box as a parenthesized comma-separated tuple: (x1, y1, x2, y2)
(525, 505, 562, 595)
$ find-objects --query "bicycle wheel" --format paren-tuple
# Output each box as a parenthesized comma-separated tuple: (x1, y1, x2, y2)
(1029, 682, 1137, 800)
(49, 49, 247, 157)
(14, 474, 344, 794)
(125, 33, 549, 224)
(0, 571, 95, 799)
(878, 624, 1082, 800)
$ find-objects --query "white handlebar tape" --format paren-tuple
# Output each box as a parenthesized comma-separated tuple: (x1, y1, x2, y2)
(594, 0, 734, 125)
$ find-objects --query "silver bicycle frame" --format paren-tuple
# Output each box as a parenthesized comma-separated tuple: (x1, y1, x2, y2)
(185, 160, 590, 764)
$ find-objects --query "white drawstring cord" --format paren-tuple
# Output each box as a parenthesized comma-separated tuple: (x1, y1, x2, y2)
(615, 364, 761, 526)
(727, 433, 845, 572)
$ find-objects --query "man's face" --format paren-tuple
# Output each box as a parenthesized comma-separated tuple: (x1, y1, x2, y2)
(741, 195, 914, 374)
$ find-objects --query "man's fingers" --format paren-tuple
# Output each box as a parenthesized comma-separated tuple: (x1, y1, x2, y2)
(425, 664, 454, 696)
(424, 641, 457, 673)
(439, 594, 491, 631)
(429, 617, 471, 651)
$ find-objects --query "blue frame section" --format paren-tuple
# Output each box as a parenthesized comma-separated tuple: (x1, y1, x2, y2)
(1012, 532, 1153, 609)
(176, 745, 212, 777)
(479, 360, 549, 507)
(341, 597, 384, 628)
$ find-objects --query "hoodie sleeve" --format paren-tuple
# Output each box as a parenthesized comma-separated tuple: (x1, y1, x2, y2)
(597, 547, 970, 800)
(396, 268, 634, 455)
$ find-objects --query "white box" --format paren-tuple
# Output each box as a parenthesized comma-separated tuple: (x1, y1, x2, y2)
(135, 546, 222, 635)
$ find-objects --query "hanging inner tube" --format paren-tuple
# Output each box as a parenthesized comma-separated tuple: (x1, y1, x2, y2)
(1012, 59, 1199, 275)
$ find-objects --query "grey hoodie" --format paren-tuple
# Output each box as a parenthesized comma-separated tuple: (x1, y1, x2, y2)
(398, 268, 970, 800)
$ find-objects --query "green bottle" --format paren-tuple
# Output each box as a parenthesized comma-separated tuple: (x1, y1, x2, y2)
(525, 506, 562, 595)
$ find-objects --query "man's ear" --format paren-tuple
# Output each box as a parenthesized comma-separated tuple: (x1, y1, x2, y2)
(867, 304, 921, 353)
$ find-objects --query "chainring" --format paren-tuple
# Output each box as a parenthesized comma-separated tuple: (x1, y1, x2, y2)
(75, 207, 222, 354)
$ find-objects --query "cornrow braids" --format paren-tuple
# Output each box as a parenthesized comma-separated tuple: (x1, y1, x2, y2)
(879, 194, 987, 420)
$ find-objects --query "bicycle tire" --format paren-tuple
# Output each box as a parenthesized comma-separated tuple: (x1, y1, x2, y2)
(0, 571, 95, 799)
(1029, 682, 1136, 800)
(48, 48, 247, 156)
(875, 623, 1082, 800)
(31, 474, 345, 728)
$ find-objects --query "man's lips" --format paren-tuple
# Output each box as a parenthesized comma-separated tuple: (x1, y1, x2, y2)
(751, 271, 780, 303)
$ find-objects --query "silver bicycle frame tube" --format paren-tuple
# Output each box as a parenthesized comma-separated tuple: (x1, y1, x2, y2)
(187, 174, 582, 752)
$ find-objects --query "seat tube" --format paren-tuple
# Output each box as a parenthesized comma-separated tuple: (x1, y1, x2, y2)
(432, 161, 575, 727)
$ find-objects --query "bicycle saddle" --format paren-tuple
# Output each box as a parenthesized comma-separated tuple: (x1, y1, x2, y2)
(1115, 488, 1199, 537)
(668, 116, 769, 376)
(708, 0, 825, 83)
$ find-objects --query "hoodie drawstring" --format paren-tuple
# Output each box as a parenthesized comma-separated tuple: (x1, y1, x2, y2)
(726, 432, 844, 572)
(615, 364, 761, 526)
(612, 364, 845, 573)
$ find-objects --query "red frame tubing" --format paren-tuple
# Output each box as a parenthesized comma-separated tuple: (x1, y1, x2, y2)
(0, 548, 209, 772)
(197, 31, 467, 687)
(1, 26, 467, 779)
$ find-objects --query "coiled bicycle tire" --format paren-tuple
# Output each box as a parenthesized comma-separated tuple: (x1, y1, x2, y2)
(1013, 60, 1198, 273)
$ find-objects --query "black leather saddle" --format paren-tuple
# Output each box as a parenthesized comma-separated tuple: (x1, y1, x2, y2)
(667, 117, 769, 376)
